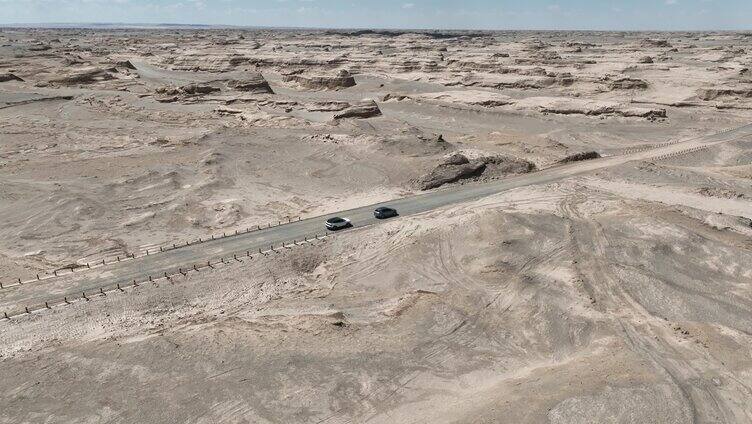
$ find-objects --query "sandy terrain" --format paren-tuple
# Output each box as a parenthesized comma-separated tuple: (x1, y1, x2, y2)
(2, 28, 752, 423)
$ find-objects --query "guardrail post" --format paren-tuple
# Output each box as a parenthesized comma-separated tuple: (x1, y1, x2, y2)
(102, 259, 106, 265)
(53, 270, 57, 276)
(45, 302, 50, 309)
(160, 246, 163, 252)
(3, 312, 7, 319)
(117, 283, 124, 292)
(194, 265, 199, 271)
(149, 276, 153, 282)
(0, 282, 3, 289)
(100, 288, 106, 296)
(37, 273, 40, 279)
(86, 263, 90, 269)
(83, 292, 88, 300)
(64, 297, 69, 304)
(133, 279, 138, 287)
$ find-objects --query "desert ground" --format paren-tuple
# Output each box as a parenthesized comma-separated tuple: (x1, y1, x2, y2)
(1, 28, 752, 423)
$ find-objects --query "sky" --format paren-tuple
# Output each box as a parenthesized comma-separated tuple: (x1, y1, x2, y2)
(1, 0, 750, 30)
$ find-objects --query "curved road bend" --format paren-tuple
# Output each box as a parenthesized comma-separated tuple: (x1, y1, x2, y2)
(2, 123, 751, 315)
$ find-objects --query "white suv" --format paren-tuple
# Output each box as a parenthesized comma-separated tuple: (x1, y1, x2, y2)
(325, 217, 352, 231)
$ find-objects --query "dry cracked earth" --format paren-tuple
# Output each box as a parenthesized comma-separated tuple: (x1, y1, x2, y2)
(2, 27, 752, 423)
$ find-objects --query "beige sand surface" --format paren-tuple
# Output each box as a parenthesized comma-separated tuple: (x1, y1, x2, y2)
(1, 28, 752, 423)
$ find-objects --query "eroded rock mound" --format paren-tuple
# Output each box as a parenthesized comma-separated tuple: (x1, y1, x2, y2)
(416, 153, 535, 190)
(404, 90, 514, 107)
(0, 73, 23, 83)
(697, 87, 752, 101)
(155, 83, 220, 102)
(47, 67, 116, 85)
(559, 151, 601, 164)
(333, 100, 381, 119)
(609, 77, 649, 90)
(642, 39, 672, 48)
(227, 74, 274, 94)
(284, 69, 356, 90)
(417, 153, 486, 190)
(518, 97, 666, 119)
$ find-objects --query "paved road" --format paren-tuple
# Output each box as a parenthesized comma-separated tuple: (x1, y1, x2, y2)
(2, 124, 752, 317)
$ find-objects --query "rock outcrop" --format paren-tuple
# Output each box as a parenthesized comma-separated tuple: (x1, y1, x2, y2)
(333, 100, 381, 119)
(47, 67, 116, 85)
(559, 151, 601, 164)
(227, 74, 274, 94)
(517, 97, 666, 119)
(283, 69, 356, 90)
(155, 83, 220, 102)
(609, 77, 649, 90)
(416, 153, 535, 190)
(417, 154, 486, 190)
(0, 73, 23, 83)
(697, 87, 752, 101)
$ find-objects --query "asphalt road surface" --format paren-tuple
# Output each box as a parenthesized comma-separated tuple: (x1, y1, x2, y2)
(2, 123, 751, 317)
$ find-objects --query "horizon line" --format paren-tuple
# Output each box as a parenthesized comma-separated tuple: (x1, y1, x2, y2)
(1, 22, 751, 33)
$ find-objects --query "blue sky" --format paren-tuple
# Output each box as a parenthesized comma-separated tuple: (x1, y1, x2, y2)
(1, 0, 750, 30)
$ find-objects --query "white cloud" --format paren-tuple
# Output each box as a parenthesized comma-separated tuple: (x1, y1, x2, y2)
(402, 3, 414, 9)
